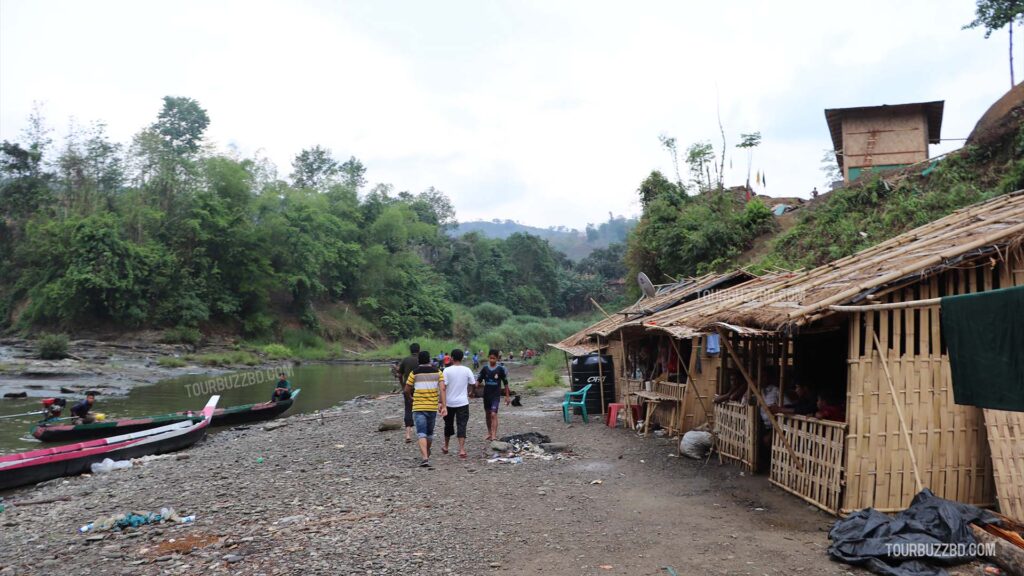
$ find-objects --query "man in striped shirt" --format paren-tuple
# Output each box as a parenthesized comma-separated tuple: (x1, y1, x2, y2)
(405, 350, 447, 468)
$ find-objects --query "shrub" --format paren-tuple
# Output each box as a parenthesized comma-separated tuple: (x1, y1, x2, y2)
(38, 333, 69, 360)
(160, 326, 202, 346)
(261, 343, 293, 360)
(469, 302, 512, 326)
(283, 328, 324, 351)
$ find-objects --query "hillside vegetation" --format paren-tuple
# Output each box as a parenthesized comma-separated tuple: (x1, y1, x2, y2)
(0, 97, 623, 353)
(624, 110, 1024, 291)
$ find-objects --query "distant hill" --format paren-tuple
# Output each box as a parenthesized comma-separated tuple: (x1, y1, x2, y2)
(451, 216, 636, 260)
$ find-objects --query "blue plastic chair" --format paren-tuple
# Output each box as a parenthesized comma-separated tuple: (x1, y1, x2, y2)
(562, 384, 593, 423)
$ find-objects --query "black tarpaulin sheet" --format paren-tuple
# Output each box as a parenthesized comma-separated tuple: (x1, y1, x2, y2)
(942, 284, 1024, 411)
(828, 489, 1000, 576)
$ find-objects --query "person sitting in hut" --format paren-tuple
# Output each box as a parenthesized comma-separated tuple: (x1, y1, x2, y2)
(769, 381, 817, 417)
(815, 394, 845, 422)
(70, 393, 96, 424)
(714, 373, 747, 404)
(271, 373, 292, 402)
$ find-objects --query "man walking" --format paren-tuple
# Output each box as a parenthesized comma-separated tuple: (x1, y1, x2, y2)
(406, 350, 447, 468)
(398, 343, 421, 443)
(442, 348, 473, 459)
(477, 350, 510, 441)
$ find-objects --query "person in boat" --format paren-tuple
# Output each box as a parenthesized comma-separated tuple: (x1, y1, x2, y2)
(271, 373, 292, 402)
(477, 350, 510, 442)
(70, 393, 96, 424)
(398, 343, 421, 444)
(441, 348, 473, 459)
(406, 350, 447, 468)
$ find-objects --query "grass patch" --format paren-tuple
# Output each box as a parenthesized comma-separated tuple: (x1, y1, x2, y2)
(157, 356, 187, 368)
(525, 350, 568, 390)
(356, 338, 476, 361)
(159, 326, 202, 346)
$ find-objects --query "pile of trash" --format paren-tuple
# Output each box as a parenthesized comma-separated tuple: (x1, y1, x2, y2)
(486, 432, 573, 464)
(79, 506, 195, 533)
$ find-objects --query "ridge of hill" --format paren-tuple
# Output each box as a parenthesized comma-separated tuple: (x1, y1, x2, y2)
(451, 217, 636, 260)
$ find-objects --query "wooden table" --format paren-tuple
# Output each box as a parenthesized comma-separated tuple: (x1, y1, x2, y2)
(633, 390, 682, 437)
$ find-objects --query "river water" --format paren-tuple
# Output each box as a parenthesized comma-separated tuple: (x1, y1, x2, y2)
(0, 362, 398, 454)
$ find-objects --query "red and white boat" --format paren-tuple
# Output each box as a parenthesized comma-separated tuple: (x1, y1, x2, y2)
(0, 396, 219, 492)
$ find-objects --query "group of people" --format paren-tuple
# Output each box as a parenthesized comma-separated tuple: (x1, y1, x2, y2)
(396, 343, 511, 468)
(40, 393, 98, 424)
(714, 374, 845, 423)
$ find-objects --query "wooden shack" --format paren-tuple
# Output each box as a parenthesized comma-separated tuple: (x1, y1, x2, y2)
(826, 100, 943, 182)
(635, 191, 1024, 519)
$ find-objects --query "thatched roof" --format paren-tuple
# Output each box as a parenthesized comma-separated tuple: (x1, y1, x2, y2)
(548, 270, 754, 354)
(646, 190, 1024, 335)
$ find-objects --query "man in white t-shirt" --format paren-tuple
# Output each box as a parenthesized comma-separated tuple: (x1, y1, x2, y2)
(442, 348, 474, 459)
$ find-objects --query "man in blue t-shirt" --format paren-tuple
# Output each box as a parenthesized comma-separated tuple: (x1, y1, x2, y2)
(476, 349, 510, 441)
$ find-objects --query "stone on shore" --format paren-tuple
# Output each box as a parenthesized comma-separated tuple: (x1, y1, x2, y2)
(378, 418, 402, 431)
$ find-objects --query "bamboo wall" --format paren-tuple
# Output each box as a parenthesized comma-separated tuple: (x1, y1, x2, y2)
(843, 252, 1024, 513)
(680, 346, 720, 432)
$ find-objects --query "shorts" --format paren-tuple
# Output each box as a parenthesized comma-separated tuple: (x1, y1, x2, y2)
(413, 411, 436, 439)
(443, 405, 469, 438)
(483, 387, 502, 413)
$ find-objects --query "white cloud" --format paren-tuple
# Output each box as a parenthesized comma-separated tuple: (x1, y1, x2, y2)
(0, 0, 1015, 229)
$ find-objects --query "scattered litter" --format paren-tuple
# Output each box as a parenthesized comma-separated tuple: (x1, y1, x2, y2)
(664, 567, 679, 576)
(499, 432, 551, 445)
(489, 432, 574, 461)
(754, 507, 765, 511)
(131, 454, 175, 465)
(652, 429, 667, 438)
(486, 456, 522, 465)
(334, 444, 345, 449)
(590, 479, 603, 485)
(80, 507, 195, 533)
(89, 458, 133, 474)
(256, 457, 264, 464)
(598, 565, 613, 570)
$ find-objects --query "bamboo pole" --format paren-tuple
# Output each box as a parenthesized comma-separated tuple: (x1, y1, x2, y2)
(829, 298, 942, 312)
(719, 330, 802, 470)
(871, 330, 924, 492)
(671, 336, 711, 426)
(596, 335, 606, 416)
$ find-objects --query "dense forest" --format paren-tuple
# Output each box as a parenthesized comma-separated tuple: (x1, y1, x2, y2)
(0, 97, 627, 349)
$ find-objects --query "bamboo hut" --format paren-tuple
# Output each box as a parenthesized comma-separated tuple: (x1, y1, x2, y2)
(549, 271, 753, 427)
(636, 191, 1024, 518)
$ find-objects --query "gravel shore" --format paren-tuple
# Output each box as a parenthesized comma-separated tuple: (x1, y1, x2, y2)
(0, 387, 865, 576)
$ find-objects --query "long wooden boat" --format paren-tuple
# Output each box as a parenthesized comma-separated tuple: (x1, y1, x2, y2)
(29, 390, 300, 442)
(0, 396, 219, 492)
(201, 388, 300, 427)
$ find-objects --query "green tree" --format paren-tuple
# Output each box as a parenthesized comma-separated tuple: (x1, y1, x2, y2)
(686, 141, 716, 192)
(153, 96, 210, 157)
(291, 146, 339, 191)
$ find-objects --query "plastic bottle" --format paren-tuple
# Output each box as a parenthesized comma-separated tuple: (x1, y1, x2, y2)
(78, 523, 94, 533)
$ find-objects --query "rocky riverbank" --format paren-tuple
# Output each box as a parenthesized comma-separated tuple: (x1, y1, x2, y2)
(0, 386, 875, 576)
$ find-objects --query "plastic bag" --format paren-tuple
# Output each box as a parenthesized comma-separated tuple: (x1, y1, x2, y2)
(90, 458, 133, 474)
(679, 431, 713, 459)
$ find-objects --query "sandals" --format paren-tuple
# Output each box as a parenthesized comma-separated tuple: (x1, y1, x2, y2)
(458, 452, 468, 460)
(441, 447, 450, 455)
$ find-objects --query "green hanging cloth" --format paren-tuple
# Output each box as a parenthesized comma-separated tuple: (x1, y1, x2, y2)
(941, 284, 1024, 411)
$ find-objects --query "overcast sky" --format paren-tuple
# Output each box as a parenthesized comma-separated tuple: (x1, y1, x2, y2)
(0, 0, 1014, 228)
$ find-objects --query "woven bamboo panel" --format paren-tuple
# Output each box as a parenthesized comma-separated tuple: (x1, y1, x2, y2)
(841, 260, 1024, 513)
(770, 415, 847, 514)
(714, 401, 755, 471)
(983, 409, 1024, 521)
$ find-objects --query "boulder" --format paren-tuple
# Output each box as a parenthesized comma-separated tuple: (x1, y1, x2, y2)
(377, 418, 402, 432)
